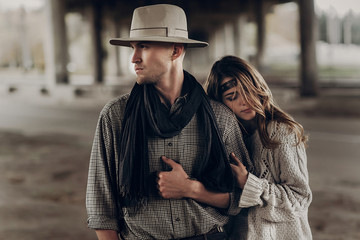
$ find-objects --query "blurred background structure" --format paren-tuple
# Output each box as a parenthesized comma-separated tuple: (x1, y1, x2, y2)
(0, 0, 360, 240)
(1, 0, 360, 96)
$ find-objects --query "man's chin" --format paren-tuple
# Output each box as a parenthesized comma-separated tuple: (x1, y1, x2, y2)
(135, 75, 144, 84)
(136, 77, 146, 85)
(136, 76, 154, 85)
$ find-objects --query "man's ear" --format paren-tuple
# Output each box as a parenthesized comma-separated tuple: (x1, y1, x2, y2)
(171, 43, 184, 60)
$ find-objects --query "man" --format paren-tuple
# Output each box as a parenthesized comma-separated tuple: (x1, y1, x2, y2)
(86, 4, 252, 240)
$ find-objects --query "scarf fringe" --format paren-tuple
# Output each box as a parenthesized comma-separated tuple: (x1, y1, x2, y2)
(119, 185, 149, 212)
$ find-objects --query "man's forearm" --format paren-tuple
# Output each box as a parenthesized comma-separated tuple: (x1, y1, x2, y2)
(157, 156, 230, 208)
(186, 180, 230, 209)
(95, 230, 119, 240)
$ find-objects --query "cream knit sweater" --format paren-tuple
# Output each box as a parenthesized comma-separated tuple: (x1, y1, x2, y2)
(229, 121, 312, 240)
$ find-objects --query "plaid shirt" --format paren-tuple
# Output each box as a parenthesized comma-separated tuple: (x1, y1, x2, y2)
(86, 93, 249, 239)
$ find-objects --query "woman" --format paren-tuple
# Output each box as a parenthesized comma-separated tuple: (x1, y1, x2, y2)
(205, 55, 312, 239)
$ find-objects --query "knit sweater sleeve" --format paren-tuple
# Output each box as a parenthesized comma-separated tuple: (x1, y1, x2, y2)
(238, 122, 312, 222)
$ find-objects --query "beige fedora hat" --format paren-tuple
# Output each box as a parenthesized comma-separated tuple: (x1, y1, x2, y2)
(109, 4, 208, 48)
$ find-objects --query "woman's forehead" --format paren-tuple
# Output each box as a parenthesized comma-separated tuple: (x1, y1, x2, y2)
(220, 76, 233, 85)
(220, 77, 237, 95)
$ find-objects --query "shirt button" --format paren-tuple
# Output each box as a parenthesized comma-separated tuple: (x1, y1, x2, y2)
(175, 217, 180, 221)
(168, 142, 173, 146)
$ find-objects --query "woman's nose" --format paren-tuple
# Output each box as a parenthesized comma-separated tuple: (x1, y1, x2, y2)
(239, 96, 246, 106)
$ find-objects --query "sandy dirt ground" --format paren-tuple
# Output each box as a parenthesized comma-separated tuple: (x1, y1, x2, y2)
(0, 131, 95, 240)
(1, 90, 360, 240)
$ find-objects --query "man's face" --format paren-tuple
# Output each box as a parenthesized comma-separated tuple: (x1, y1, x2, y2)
(130, 41, 174, 85)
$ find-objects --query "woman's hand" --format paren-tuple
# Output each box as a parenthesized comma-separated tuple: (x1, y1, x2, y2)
(230, 152, 249, 189)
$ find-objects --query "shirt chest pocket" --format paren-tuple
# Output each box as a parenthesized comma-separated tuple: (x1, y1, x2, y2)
(180, 142, 206, 175)
(147, 115, 206, 176)
(147, 135, 202, 174)
(178, 121, 207, 176)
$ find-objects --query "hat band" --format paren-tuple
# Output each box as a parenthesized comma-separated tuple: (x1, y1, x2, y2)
(130, 27, 188, 39)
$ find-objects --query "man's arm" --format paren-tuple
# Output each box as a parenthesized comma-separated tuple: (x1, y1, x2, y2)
(157, 156, 230, 209)
(86, 99, 128, 236)
(95, 230, 120, 240)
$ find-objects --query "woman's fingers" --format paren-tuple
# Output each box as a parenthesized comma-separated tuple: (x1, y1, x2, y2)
(230, 153, 247, 170)
(230, 152, 241, 165)
(230, 153, 249, 189)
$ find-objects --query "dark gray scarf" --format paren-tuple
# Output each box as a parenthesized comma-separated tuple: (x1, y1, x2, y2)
(118, 71, 234, 208)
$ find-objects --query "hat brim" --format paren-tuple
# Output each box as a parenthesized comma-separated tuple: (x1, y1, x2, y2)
(109, 36, 208, 48)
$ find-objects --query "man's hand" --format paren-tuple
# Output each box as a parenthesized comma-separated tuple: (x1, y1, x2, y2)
(157, 156, 192, 199)
(157, 156, 230, 209)
(230, 152, 249, 189)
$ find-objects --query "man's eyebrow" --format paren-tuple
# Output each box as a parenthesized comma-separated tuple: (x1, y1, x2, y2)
(137, 41, 151, 46)
(130, 41, 147, 47)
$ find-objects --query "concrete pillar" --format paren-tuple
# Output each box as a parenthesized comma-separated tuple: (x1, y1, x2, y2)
(19, 7, 32, 71)
(299, 0, 319, 96)
(44, 0, 69, 86)
(209, 25, 225, 61)
(113, 18, 122, 76)
(327, 13, 341, 44)
(224, 22, 235, 55)
(103, 15, 123, 77)
(343, 14, 353, 45)
(254, 0, 266, 72)
(89, 1, 104, 84)
(233, 14, 247, 58)
(118, 23, 131, 76)
(209, 23, 235, 60)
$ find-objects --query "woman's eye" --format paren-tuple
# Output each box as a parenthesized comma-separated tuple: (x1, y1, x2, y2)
(224, 91, 238, 102)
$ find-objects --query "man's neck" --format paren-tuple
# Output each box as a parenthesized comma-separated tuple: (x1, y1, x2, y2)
(155, 69, 184, 107)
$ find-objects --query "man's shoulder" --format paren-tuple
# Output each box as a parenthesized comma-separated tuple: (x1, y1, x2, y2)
(100, 93, 130, 118)
(208, 100, 240, 134)
(209, 99, 234, 121)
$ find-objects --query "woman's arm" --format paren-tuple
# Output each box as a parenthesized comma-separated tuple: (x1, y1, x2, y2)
(157, 156, 230, 209)
(233, 131, 312, 222)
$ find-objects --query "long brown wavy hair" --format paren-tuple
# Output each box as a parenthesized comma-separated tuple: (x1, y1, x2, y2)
(205, 55, 308, 149)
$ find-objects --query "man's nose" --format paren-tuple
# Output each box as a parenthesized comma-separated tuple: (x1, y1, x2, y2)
(131, 50, 141, 63)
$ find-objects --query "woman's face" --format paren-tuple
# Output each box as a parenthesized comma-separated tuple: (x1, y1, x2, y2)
(220, 77, 256, 121)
